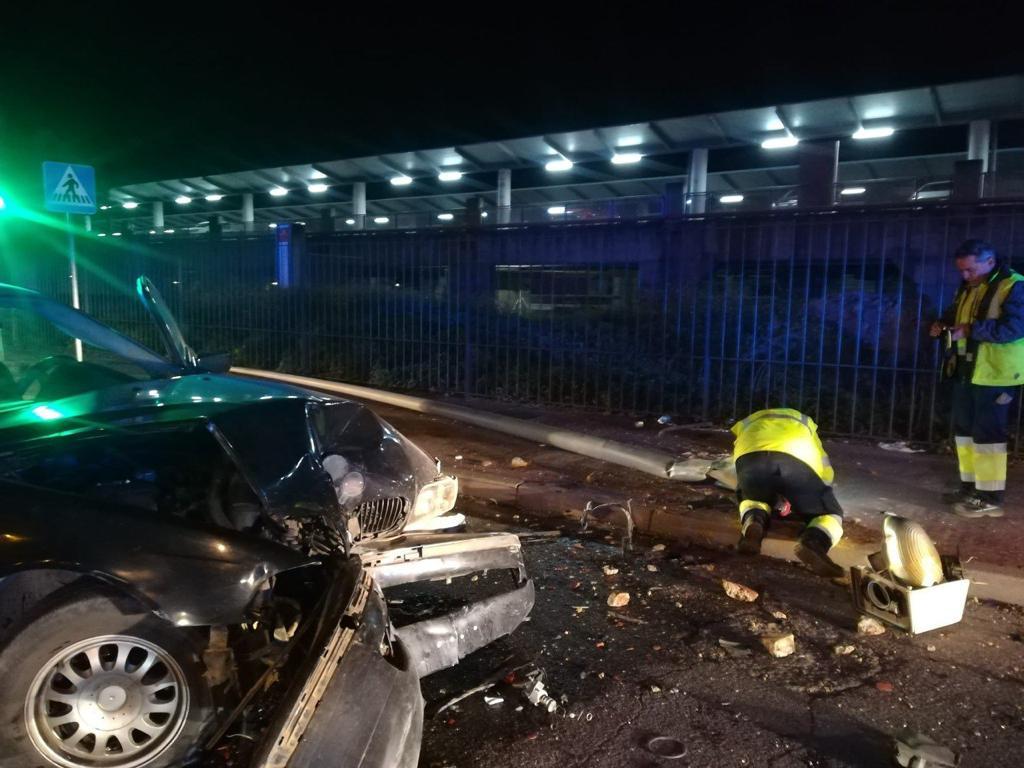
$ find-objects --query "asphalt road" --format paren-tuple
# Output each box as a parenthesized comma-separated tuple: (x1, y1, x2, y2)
(407, 517, 1024, 768)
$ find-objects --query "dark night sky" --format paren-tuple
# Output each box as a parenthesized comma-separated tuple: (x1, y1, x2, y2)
(2, 3, 1023, 198)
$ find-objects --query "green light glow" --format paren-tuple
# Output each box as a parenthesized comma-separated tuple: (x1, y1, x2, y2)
(31, 405, 64, 421)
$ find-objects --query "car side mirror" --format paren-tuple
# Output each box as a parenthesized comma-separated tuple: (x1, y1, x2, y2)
(196, 352, 231, 374)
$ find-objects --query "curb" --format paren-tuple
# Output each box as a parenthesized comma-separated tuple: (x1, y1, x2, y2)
(458, 473, 1024, 608)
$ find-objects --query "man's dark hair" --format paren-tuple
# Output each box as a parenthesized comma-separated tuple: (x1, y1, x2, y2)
(954, 238, 997, 263)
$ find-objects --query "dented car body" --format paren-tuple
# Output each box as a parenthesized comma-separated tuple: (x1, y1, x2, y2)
(0, 278, 532, 768)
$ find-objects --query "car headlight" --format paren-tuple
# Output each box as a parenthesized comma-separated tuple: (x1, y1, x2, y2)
(411, 475, 459, 522)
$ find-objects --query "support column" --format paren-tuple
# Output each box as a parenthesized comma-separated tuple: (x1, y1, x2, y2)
(496, 168, 511, 224)
(968, 120, 991, 172)
(152, 201, 164, 230)
(352, 182, 366, 230)
(241, 193, 254, 232)
(797, 140, 839, 208)
(686, 148, 708, 214)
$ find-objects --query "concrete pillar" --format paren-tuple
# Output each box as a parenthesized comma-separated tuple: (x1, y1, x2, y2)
(686, 148, 708, 214)
(797, 140, 839, 208)
(241, 193, 254, 232)
(152, 201, 164, 229)
(496, 169, 512, 224)
(353, 182, 366, 230)
(968, 120, 991, 172)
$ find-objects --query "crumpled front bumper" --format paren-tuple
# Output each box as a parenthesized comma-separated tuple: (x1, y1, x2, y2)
(358, 532, 535, 678)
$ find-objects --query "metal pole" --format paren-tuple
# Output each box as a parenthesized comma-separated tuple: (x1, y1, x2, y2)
(66, 212, 83, 361)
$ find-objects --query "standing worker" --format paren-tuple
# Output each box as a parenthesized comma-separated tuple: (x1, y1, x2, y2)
(732, 408, 845, 577)
(930, 239, 1024, 518)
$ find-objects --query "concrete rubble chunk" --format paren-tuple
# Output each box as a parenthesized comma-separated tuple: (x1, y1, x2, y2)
(858, 617, 887, 636)
(607, 591, 631, 608)
(651, 543, 666, 552)
(722, 580, 759, 602)
(646, 564, 659, 572)
(761, 633, 795, 658)
(602, 565, 619, 576)
(772, 611, 788, 621)
(510, 457, 529, 468)
(833, 644, 856, 656)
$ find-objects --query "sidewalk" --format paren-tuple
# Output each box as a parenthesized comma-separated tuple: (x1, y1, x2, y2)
(369, 397, 1024, 604)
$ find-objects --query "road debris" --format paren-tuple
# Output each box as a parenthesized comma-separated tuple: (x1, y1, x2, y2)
(646, 564, 659, 572)
(760, 633, 796, 658)
(858, 617, 887, 636)
(879, 441, 926, 453)
(651, 543, 666, 552)
(833, 644, 856, 656)
(718, 638, 752, 657)
(484, 695, 504, 706)
(510, 456, 530, 468)
(722, 579, 759, 602)
(582, 499, 634, 555)
(607, 591, 631, 608)
(522, 671, 558, 713)
(894, 733, 960, 767)
(772, 611, 788, 620)
(602, 565, 620, 576)
(875, 680, 895, 693)
(645, 735, 688, 760)
(608, 611, 648, 625)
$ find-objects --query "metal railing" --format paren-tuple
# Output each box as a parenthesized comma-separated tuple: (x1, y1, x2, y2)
(7, 200, 1024, 450)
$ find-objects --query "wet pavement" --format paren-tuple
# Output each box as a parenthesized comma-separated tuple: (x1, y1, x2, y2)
(410, 518, 1024, 768)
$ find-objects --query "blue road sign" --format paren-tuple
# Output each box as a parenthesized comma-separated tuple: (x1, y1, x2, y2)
(43, 161, 97, 214)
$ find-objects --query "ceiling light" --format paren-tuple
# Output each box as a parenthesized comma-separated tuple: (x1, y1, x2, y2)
(122, 201, 139, 209)
(269, 187, 288, 197)
(307, 183, 329, 193)
(149, 229, 156, 234)
(390, 175, 413, 186)
(345, 218, 356, 225)
(437, 213, 454, 221)
(163, 228, 175, 234)
(438, 170, 463, 182)
(617, 135, 643, 147)
(205, 193, 224, 202)
(611, 152, 643, 165)
(175, 195, 191, 205)
(852, 126, 895, 140)
(112, 232, 122, 237)
(545, 158, 573, 172)
(720, 194, 744, 204)
(268, 222, 278, 229)
(841, 186, 867, 195)
(97, 232, 107, 237)
(761, 135, 799, 149)
(374, 216, 390, 224)
(480, 211, 488, 218)
(100, 204, 111, 210)
(309, 170, 327, 180)
(548, 205, 567, 215)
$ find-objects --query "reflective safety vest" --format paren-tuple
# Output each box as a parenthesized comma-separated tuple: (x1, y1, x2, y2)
(731, 408, 834, 484)
(955, 270, 1024, 386)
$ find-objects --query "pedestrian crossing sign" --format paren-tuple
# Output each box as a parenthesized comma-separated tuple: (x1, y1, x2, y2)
(43, 161, 97, 214)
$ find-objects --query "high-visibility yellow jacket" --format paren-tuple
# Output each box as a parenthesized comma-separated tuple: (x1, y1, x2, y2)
(731, 408, 834, 484)
(946, 267, 1024, 386)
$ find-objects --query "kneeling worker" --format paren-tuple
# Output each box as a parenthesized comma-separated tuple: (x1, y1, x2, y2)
(732, 408, 845, 578)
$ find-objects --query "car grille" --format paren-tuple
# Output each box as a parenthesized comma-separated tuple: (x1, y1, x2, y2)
(355, 496, 408, 536)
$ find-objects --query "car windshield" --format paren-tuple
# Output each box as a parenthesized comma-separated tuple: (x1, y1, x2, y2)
(0, 286, 178, 404)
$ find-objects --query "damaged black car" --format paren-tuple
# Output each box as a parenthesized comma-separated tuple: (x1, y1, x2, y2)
(0, 277, 534, 768)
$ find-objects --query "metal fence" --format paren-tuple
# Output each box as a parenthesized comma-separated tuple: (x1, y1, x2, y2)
(7, 200, 1024, 449)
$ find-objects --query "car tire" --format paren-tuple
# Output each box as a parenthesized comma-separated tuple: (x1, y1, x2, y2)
(0, 587, 215, 768)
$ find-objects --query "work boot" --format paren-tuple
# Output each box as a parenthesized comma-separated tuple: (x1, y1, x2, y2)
(942, 482, 978, 505)
(794, 528, 844, 578)
(952, 495, 1005, 518)
(736, 510, 767, 555)
(736, 519, 765, 555)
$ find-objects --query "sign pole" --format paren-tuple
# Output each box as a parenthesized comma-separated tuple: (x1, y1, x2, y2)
(66, 212, 83, 361)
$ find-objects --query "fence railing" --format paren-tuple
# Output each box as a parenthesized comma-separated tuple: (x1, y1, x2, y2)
(6, 200, 1024, 450)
